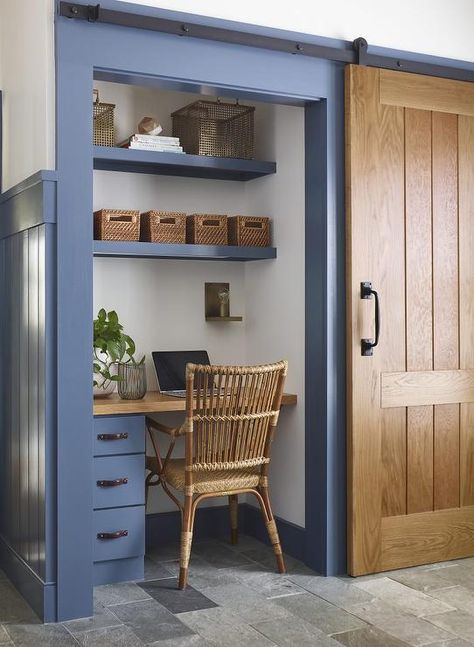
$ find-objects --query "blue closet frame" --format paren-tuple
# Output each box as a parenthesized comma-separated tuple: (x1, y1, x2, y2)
(54, 1, 346, 621)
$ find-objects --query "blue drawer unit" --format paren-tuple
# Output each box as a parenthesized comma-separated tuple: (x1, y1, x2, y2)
(93, 415, 145, 456)
(94, 454, 145, 510)
(93, 505, 145, 563)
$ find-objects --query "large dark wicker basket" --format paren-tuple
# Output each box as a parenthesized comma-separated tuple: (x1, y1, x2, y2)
(172, 100, 255, 159)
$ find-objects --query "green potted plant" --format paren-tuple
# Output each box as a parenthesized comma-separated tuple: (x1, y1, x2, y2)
(93, 308, 143, 397)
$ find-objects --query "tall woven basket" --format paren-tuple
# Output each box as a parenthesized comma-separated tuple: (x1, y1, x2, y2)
(172, 100, 255, 159)
(93, 89, 115, 147)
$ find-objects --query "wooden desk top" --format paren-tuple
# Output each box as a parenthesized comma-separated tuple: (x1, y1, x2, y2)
(94, 391, 297, 416)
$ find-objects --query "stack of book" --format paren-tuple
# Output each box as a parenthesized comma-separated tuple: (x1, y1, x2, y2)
(120, 134, 185, 153)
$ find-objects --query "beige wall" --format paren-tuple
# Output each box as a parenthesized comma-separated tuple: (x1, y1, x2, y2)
(0, 0, 55, 191)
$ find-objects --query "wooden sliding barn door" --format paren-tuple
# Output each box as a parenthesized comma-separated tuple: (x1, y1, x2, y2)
(346, 64, 474, 575)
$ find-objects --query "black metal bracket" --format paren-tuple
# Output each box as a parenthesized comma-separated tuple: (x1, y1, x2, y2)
(353, 37, 368, 66)
(58, 2, 474, 84)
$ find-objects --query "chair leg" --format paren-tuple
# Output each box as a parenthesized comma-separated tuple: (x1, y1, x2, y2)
(229, 494, 238, 545)
(260, 487, 286, 574)
(178, 494, 194, 590)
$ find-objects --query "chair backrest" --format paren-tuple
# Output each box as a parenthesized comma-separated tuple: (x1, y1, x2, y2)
(184, 361, 288, 473)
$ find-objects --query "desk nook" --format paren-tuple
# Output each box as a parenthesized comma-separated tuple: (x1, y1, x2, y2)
(90, 79, 302, 587)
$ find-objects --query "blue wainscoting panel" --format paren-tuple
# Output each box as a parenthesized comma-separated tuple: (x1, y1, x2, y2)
(0, 173, 57, 621)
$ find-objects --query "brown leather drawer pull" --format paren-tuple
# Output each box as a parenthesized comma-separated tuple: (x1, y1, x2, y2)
(97, 433, 128, 441)
(96, 478, 128, 487)
(97, 530, 128, 540)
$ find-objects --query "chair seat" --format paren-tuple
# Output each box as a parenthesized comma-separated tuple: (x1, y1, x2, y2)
(147, 456, 261, 494)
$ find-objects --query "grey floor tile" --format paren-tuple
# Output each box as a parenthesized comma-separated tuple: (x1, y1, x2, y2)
(178, 607, 275, 647)
(62, 601, 123, 635)
(427, 564, 474, 590)
(199, 582, 291, 624)
(354, 576, 455, 617)
(148, 636, 212, 647)
(428, 585, 474, 614)
(275, 592, 367, 635)
(110, 599, 194, 643)
(347, 599, 455, 646)
(0, 570, 7, 581)
(239, 546, 312, 575)
(426, 610, 474, 642)
(386, 571, 457, 593)
(332, 626, 410, 647)
(0, 627, 11, 644)
(4, 623, 79, 646)
(0, 582, 40, 624)
(154, 557, 242, 590)
(74, 625, 143, 646)
(228, 563, 305, 599)
(252, 616, 340, 646)
(417, 641, 472, 647)
(193, 541, 255, 569)
(287, 575, 375, 611)
(94, 582, 151, 607)
(138, 579, 217, 614)
(143, 556, 174, 582)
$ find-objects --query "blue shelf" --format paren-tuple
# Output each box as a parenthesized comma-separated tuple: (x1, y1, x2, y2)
(93, 146, 276, 181)
(93, 240, 277, 261)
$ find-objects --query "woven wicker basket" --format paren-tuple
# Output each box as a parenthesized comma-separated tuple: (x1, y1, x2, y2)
(141, 211, 187, 244)
(187, 214, 228, 246)
(172, 100, 254, 159)
(94, 209, 140, 241)
(228, 216, 271, 247)
(93, 90, 115, 147)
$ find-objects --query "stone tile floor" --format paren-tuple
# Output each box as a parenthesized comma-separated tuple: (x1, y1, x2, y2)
(2, 535, 474, 645)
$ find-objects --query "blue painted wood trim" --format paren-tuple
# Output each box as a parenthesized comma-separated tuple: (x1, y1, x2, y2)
(55, 7, 346, 619)
(0, 91, 3, 194)
(145, 503, 306, 563)
(93, 241, 277, 261)
(94, 146, 276, 180)
(0, 531, 56, 623)
(304, 85, 346, 576)
(0, 172, 57, 240)
(55, 48, 94, 621)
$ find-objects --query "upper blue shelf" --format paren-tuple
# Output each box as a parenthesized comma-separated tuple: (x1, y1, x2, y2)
(93, 146, 277, 181)
(93, 240, 277, 261)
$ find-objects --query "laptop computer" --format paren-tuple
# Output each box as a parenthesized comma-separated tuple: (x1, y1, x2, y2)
(152, 350, 210, 397)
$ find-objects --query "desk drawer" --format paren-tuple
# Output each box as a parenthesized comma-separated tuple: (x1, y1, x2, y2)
(94, 505, 145, 563)
(94, 415, 145, 456)
(94, 454, 145, 509)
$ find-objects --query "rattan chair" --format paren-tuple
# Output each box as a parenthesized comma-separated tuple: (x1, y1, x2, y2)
(145, 360, 288, 589)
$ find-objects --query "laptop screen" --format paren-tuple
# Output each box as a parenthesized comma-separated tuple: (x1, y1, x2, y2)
(152, 350, 210, 392)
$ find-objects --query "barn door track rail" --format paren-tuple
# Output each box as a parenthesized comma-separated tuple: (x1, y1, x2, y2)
(58, 2, 474, 84)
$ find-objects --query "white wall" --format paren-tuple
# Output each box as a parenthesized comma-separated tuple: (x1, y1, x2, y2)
(0, 0, 55, 191)
(118, 0, 474, 62)
(93, 84, 305, 524)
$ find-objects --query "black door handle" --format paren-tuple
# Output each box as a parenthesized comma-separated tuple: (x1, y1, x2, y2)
(361, 282, 380, 356)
